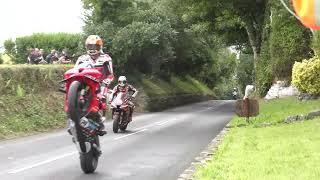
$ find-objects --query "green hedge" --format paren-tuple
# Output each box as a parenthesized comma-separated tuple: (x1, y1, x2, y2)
(292, 56, 320, 95)
(9, 33, 82, 64)
(0, 65, 72, 95)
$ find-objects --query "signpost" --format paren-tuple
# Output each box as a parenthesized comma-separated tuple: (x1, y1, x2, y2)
(235, 99, 259, 122)
(235, 85, 259, 122)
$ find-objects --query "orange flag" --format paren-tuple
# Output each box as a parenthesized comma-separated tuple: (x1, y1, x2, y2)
(292, 0, 320, 29)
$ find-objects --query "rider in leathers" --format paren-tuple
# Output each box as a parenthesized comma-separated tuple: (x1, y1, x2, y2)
(69, 35, 114, 136)
(111, 76, 138, 122)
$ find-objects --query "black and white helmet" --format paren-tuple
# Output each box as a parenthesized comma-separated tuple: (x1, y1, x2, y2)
(118, 76, 127, 87)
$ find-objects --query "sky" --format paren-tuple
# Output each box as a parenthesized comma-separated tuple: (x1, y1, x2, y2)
(0, 0, 84, 48)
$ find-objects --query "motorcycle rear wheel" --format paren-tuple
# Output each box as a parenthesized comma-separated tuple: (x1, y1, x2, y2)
(80, 149, 98, 174)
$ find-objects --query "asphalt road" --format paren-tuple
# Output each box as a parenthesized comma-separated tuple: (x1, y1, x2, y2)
(0, 100, 235, 180)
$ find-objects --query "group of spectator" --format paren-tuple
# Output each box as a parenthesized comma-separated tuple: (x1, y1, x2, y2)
(27, 48, 73, 65)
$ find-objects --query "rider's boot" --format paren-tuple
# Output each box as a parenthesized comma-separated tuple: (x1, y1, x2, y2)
(97, 113, 107, 136)
(128, 107, 133, 122)
(67, 118, 73, 135)
(92, 143, 102, 157)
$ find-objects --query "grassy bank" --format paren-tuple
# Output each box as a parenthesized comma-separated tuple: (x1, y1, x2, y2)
(0, 93, 65, 139)
(195, 98, 320, 180)
(0, 65, 214, 139)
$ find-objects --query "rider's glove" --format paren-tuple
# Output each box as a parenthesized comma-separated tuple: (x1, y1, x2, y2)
(129, 96, 134, 101)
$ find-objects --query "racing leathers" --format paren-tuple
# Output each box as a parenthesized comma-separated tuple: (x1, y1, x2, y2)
(70, 53, 114, 135)
(111, 84, 138, 122)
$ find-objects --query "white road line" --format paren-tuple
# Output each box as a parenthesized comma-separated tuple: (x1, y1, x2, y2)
(137, 121, 165, 130)
(157, 121, 170, 126)
(8, 151, 77, 174)
(113, 129, 147, 140)
(6, 122, 159, 174)
(0, 146, 4, 149)
(200, 105, 220, 112)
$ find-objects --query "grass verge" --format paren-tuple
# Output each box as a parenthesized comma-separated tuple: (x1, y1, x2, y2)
(231, 98, 320, 127)
(195, 98, 320, 180)
(0, 92, 65, 139)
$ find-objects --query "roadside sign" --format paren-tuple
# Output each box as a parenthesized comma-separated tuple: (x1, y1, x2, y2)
(235, 99, 259, 117)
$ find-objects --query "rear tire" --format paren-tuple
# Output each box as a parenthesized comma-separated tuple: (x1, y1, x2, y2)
(113, 114, 120, 133)
(80, 149, 98, 174)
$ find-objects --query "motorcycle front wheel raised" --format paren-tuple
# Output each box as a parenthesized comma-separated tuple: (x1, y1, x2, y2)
(68, 80, 98, 173)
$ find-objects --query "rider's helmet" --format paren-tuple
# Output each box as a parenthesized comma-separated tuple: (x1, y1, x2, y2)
(85, 35, 103, 57)
(118, 76, 127, 87)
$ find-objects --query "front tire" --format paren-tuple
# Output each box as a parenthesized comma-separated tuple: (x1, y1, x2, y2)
(113, 114, 120, 133)
(68, 81, 86, 152)
(119, 124, 128, 132)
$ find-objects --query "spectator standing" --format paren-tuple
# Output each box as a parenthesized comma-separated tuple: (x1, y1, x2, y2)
(46, 49, 59, 64)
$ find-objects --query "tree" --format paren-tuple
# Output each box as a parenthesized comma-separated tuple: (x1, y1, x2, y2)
(111, 21, 177, 75)
(269, 1, 312, 79)
(81, 0, 238, 91)
(232, 0, 268, 71)
(179, 0, 268, 77)
(236, 54, 254, 94)
(4, 39, 16, 55)
(180, 0, 313, 97)
(82, 0, 150, 26)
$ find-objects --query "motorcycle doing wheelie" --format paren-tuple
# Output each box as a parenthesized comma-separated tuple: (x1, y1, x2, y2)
(110, 91, 132, 133)
(61, 62, 110, 173)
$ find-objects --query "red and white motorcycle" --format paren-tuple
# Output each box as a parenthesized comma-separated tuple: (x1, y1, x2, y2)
(109, 91, 132, 133)
(61, 62, 111, 174)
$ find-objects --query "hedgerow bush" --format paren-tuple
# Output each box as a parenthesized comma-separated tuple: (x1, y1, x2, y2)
(11, 33, 82, 64)
(0, 65, 72, 95)
(292, 56, 320, 95)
